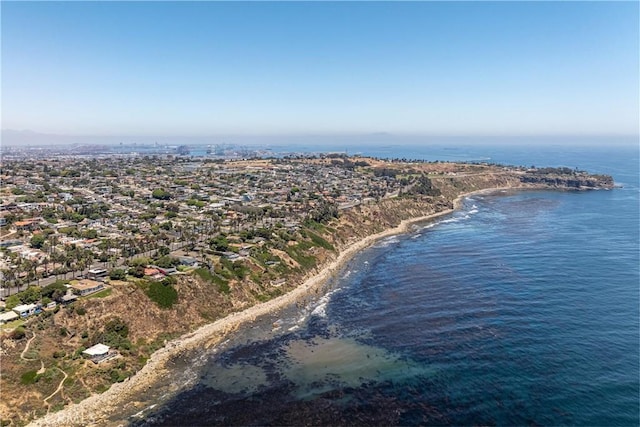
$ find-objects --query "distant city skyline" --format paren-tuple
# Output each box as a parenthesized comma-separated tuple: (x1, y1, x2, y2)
(2, 1, 638, 142)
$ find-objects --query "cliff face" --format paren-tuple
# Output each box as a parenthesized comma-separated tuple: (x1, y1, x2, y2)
(0, 163, 615, 426)
(429, 173, 526, 199)
(520, 173, 615, 189)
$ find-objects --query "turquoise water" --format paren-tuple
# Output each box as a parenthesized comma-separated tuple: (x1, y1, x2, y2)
(135, 144, 639, 426)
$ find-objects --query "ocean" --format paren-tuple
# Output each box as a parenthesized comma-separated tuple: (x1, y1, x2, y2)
(131, 142, 639, 426)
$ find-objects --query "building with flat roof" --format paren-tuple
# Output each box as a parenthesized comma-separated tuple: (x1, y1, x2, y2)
(82, 343, 118, 364)
(12, 303, 40, 317)
(87, 268, 108, 280)
(70, 279, 105, 296)
(0, 311, 19, 323)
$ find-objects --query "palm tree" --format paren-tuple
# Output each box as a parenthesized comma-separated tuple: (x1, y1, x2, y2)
(1, 268, 15, 291)
(63, 254, 74, 279)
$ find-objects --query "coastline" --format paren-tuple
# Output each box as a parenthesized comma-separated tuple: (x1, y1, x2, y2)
(28, 186, 524, 427)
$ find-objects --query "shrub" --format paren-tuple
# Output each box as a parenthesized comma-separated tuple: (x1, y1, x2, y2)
(216, 278, 230, 294)
(194, 268, 213, 282)
(5, 295, 20, 310)
(109, 269, 126, 280)
(128, 265, 145, 278)
(11, 326, 26, 340)
(129, 257, 151, 267)
(76, 307, 87, 315)
(20, 370, 39, 385)
(220, 259, 248, 280)
(97, 318, 132, 350)
(145, 281, 178, 308)
(162, 276, 177, 286)
(104, 318, 128, 338)
(151, 188, 171, 200)
(307, 231, 334, 251)
(195, 268, 230, 294)
(109, 369, 127, 383)
(16, 286, 42, 304)
(154, 256, 180, 269)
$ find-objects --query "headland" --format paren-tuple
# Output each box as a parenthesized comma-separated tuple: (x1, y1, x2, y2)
(0, 155, 613, 426)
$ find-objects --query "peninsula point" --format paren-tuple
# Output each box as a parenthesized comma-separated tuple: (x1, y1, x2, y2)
(0, 155, 613, 426)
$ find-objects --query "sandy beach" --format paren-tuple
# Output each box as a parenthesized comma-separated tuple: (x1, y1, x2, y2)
(28, 188, 514, 427)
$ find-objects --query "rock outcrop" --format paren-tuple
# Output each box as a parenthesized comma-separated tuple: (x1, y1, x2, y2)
(520, 169, 614, 189)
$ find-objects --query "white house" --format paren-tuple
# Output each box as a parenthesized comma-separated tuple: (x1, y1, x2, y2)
(82, 343, 117, 364)
(0, 311, 19, 324)
(13, 303, 39, 318)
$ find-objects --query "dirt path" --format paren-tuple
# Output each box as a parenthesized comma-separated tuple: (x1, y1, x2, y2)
(20, 331, 68, 409)
(44, 368, 68, 407)
(20, 331, 37, 360)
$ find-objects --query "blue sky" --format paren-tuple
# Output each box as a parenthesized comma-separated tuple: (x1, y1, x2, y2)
(2, 1, 638, 139)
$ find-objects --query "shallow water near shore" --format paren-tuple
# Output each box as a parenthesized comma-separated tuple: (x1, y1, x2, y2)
(124, 144, 638, 426)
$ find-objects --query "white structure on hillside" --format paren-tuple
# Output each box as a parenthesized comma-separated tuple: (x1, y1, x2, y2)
(82, 343, 118, 364)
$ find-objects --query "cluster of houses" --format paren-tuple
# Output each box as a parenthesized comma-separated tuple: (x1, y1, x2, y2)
(0, 156, 403, 291)
(0, 279, 106, 324)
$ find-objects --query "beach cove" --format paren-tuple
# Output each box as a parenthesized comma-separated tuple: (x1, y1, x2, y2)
(12, 157, 616, 427)
(29, 195, 463, 427)
(27, 179, 600, 427)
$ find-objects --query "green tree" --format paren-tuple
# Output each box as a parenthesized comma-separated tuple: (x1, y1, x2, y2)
(209, 235, 229, 252)
(82, 229, 98, 239)
(5, 295, 20, 309)
(129, 257, 151, 267)
(128, 265, 145, 278)
(30, 234, 46, 249)
(41, 281, 67, 300)
(98, 317, 132, 350)
(154, 256, 179, 269)
(19, 286, 42, 304)
(109, 269, 126, 280)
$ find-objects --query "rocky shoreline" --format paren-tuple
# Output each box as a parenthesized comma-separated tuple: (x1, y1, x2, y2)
(26, 183, 611, 427)
(27, 197, 469, 426)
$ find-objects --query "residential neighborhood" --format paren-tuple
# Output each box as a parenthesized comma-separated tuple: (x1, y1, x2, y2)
(0, 153, 409, 299)
(0, 148, 616, 426)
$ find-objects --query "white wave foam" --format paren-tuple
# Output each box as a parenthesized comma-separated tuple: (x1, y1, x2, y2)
(311, 302, 327, 318)
(420, 223, 436, 230)
(375, 236, 400, 248)
(439, 217, 460, 224)
(309, 288, 342, 318)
